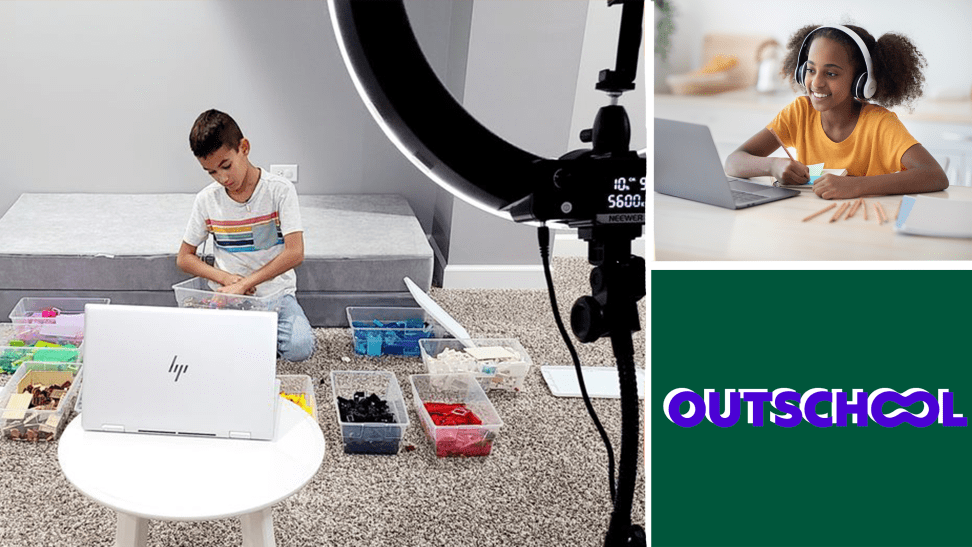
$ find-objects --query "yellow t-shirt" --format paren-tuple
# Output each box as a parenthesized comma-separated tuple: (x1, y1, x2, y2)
(767, 96, 919, 177)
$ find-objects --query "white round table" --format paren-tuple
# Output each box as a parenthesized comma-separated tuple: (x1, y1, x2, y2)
(58, 401, 325, 547)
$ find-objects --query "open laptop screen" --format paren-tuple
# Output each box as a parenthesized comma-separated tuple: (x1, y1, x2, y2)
(81, 304, 278, 440)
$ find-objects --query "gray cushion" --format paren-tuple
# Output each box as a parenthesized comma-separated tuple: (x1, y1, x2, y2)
(0, 193, 432, 326)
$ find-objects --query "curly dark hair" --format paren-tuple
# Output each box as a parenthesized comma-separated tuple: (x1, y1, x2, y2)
(781, 24, 926, 111)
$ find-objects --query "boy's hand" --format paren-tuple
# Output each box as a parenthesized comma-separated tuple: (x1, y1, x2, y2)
(216, 274, 256, 295)
(771, 158, 810, 185)
(813, 174, 858, 200)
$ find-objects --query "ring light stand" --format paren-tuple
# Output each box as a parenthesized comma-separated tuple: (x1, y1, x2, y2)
(328, 2, 646, 545)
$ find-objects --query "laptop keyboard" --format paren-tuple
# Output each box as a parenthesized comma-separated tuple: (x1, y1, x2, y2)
(731, 190, 765, 204)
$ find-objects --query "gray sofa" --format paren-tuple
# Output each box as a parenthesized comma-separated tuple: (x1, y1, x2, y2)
(0, 193, 433, 327)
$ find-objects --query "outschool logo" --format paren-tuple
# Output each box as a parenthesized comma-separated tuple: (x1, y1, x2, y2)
(664, 388, 967, 428)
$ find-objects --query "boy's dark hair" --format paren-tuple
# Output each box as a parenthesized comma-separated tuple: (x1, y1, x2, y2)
(189, 109, 245, 158)
(781, 24, 926, 111)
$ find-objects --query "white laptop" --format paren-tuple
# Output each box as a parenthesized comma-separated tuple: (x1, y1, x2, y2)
(81, 304, 279, 440)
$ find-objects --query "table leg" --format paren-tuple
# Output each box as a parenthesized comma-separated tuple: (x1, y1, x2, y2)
(114, 511, 148, 547)
(240, 506, 275, 547)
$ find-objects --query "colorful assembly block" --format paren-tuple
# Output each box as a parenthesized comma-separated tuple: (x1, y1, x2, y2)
(424, 402, 494, 458)
(181, 296, 261, 311)
(351, 319, 434, 357)
(2, 376, 74, 442)
(0, 342, 80, 374)
(13, 315, 85, 346)
(280, 392, 314, 417)
(337, 391, 400, 454)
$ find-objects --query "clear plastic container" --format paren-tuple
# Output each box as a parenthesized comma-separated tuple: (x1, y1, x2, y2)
(172, 277, 283, 312)
(409, 373, 503, 457)
(277, 374, 318, 421)
(346, 307, 449, 357)
(419, 338, 531, 392)
(331, 370, 409, 455)
(8, 297, 109, 345)
(0, 344, 82, 375)
(0, 362, 82, 442)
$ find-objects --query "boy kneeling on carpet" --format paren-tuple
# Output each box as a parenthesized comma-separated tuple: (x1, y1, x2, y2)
(177, 109, 315, 361)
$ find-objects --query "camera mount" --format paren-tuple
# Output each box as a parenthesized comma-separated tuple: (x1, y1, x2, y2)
(328, 1, 646, 544)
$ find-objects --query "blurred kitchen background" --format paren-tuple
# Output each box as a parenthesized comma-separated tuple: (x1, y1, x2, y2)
(654, 0, 972, 186)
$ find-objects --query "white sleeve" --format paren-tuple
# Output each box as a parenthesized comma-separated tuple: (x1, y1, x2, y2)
(277, 182, 303, 236)
(182, 192, 210, 247)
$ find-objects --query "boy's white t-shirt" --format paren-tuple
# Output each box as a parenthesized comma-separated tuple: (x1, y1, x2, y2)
(183, 168, 302, 297)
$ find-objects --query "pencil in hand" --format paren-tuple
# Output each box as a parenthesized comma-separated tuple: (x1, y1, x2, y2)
(768, 128, 795, 161)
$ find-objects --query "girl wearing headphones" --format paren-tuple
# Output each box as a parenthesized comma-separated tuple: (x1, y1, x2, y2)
(725, 24, 948, 200)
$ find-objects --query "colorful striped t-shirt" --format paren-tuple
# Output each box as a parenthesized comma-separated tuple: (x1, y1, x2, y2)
(183, 169, 302, 297)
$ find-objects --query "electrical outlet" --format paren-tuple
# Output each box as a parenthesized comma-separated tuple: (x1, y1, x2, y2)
(270, 164, 298, 183)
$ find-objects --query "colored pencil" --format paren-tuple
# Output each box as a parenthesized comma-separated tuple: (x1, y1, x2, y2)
(895, 198, 902, 220)
(829, 202, 849, 223)
(802, 203, 836, 222)
(876, 202, 889, 224)
(846, 198, 862, 219)
(768, 128, 795, 162)
(861, 199, 868, 220)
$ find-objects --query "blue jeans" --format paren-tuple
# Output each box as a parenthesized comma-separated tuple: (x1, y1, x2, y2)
(277, 294, 315, 361)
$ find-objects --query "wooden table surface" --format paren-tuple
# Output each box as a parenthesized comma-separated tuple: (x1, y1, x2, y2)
(654, 184, 972, 261)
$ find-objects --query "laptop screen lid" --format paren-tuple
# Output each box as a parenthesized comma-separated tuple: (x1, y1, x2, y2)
(81, 304, 278, 440)
(654, 118, 736, 209)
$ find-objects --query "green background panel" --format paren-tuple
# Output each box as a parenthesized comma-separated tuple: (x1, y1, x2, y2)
(652, 270, 972, 547)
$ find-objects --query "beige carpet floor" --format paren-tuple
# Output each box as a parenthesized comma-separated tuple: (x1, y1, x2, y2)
(0, 257, 646, 546)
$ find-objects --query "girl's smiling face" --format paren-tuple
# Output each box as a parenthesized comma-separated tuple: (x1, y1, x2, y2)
(804, 36, 857, 111)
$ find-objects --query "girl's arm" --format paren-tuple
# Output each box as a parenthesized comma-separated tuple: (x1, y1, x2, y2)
(812, 144, 949, 200)
(725, 128, 810, 185)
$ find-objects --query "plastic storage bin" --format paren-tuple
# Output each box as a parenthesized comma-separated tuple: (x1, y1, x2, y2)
(0, 344, 82, 375)
(410, 373, 503, 457)
(0, 362, 82, 442)
(331, 370, 409, 454)
(420, 338, 532, 392)
(278, 374, 318, 421)
(346, 307, 449, 357)
(173, 277, 283, 312)
(8, 297, 109, 345)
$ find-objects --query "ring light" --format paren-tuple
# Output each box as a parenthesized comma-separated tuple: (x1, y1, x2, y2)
(327, 2, 646, 544)
(327, 0, 543, 220)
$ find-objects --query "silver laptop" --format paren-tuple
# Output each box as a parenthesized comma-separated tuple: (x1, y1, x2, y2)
(81, 304, 279, 440)
(655, 118, 799, 209)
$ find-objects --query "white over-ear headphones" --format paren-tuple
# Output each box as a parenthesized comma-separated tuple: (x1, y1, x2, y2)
(795, 25, 877, 100)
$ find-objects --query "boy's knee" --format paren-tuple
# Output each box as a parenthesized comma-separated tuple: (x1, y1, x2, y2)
(279, 322, 315, 362)
(284, 339, 315, 362)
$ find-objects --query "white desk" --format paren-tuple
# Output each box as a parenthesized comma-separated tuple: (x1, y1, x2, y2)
(58, 401, 325, 547)
(655, 184, 972, 260)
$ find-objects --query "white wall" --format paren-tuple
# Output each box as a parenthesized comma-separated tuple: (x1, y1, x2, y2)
(569, 0, 647, 154)
(660, 0, 972, 99)
(436, 0, 592, 288)
(0, 1, 451, 231)
(0, 0, 623, 288)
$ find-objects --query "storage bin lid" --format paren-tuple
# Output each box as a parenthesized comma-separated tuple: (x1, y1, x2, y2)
(403, 277, 472, 345)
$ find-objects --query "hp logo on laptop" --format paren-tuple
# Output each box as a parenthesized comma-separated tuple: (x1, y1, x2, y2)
(168, 355, 188, 382)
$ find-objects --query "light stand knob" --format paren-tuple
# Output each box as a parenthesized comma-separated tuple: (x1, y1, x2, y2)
(571, 295, 606, 343)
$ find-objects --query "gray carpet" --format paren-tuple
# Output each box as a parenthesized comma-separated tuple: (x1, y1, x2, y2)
(0, 257, 646, 547)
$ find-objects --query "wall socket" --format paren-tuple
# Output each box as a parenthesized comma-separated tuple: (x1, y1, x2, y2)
(270, 164, 298, 183)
